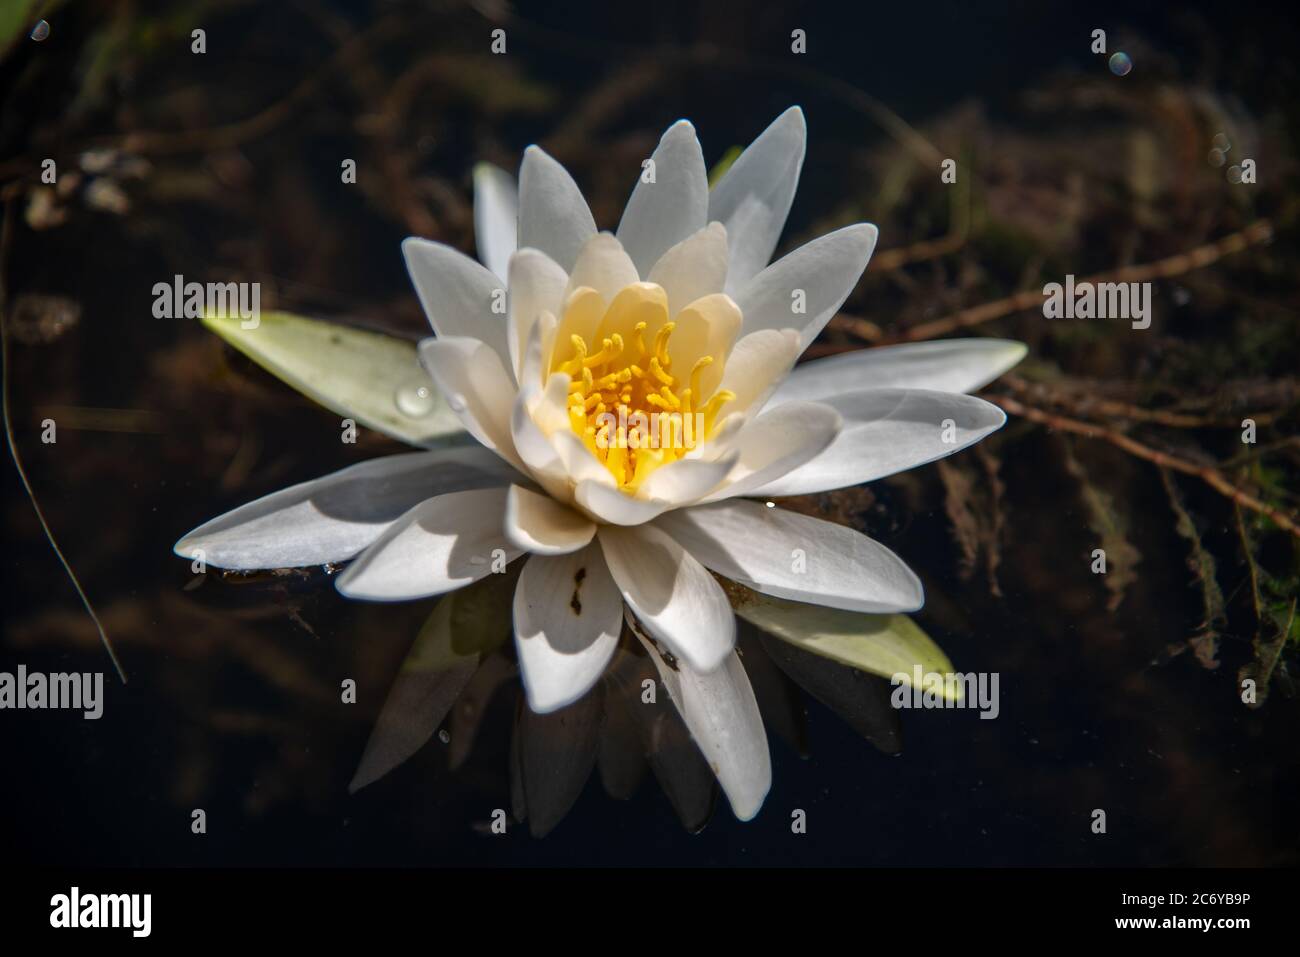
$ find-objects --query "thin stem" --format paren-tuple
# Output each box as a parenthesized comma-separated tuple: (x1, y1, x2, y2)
(0, 200, 126, 682)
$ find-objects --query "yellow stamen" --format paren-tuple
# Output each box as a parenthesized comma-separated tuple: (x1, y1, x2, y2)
(548, 289, 736, 490)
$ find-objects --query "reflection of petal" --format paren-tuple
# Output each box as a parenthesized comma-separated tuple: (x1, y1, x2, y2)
(758, 630, 902, 755)
(597, 676, 648, 801)
(513, 688, 603, 837)
(349, 597, 477, 793)
(605, 648, 716, 831)
(736, 628, 809, 759)
(448, 654, 517, 771)
(509, 701, 528, 824)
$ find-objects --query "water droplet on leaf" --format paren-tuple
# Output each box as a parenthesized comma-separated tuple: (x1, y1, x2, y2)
(394, 382, 435, 417)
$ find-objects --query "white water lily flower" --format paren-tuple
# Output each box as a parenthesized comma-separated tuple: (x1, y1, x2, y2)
(177, 107, 1025, 821)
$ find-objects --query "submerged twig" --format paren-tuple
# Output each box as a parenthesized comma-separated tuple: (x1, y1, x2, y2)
(863, 220, 1274, 344)
(1000, 374, 1287, 429)
(990, 394, 1300, 539)
(0, 199, 126, 682)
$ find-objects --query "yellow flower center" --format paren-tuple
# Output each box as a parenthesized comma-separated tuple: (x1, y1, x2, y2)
(546, 283, 737, 492)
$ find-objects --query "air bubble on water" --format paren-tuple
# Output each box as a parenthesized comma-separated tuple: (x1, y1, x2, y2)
(1212, 133, 1231, 152)
(1108, 52, 1133, 76)
(1227, 165, 1243, 184)
(30, 20, 50, 41)
(394, 382, 435, 417)
(438, 729, 450, 745)
(1207, 148, 1225, 168)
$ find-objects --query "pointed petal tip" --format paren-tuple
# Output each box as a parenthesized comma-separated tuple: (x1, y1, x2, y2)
(520, 683, 578, 716)
(1003, 339, 1029, 364)
(172, 531, 196, 558)
(850, 221, 880, 245)
(399, 235, 437, 269)
(776, 104, 806, 129)
(730, 790, 769, 822)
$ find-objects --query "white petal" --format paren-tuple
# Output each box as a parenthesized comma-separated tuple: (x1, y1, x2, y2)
(418, 336, 523, 470)
(574, 480, 670, 526)
(336, 487, 520, 601)
(708, 106, 806, 293)
(174, 447, 518, 571)
(597, 523, 734, 672)
(635, 628, 770, 821)
(657, 500, 923, 613)
(734, 223, 877, 348)
(562, 233, 640, 305)
(473, 162, 518, 281)
(518, 310, 558, 398)
(752, 388, 1008, 496)
(698, 401, 841, 502)
(661, 292, 742, 400)
(552, 429, 617, 487)
(646, 222, 729, 318)
(505, 484, 595, 555)
(401, 238, 510, 365)
(518, 145, 597, 272)
(616, 120, 708, 277)
(634, 453, 737, 507)
(513, 545, 622, 713)
(714, 328, 801, 416)
(769, 339, 1029, 405)
(507, 249, 567, 383)
(510, 387, 572, 502)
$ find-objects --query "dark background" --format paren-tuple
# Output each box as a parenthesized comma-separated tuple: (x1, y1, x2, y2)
(1, 0, 1298, 866)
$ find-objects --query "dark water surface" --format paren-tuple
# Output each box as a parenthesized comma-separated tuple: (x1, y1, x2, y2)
(2, 0, 1297, 866)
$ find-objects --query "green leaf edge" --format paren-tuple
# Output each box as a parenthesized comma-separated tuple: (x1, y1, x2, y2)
(201, 310, 469, 448)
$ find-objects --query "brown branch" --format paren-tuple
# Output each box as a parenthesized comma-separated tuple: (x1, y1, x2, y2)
(990, 394, 1300, 539)
(1000, 374, 1279, 428)
(872, 219, 1274, 345)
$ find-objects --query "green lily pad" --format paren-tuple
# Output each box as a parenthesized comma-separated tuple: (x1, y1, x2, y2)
(732, 589, 963, 702)
(202, 311, 467, 448)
